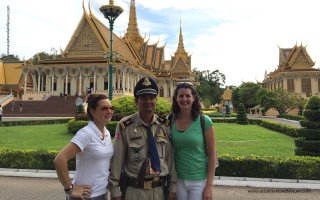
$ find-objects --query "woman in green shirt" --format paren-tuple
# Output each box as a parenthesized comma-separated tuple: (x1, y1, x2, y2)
(171, 82, 217, 200)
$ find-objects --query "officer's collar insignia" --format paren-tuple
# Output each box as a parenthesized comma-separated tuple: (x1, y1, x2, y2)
(121, 118, 134, 129)
(143, 77, 151, 86)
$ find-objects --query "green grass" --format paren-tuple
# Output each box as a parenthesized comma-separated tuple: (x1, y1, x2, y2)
(215, 123, 295, 156)
(0, 124, 72, 151)
(0, 123, 296, 156)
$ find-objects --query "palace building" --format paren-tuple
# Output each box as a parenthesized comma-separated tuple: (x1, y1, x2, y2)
(263, 44, 320, 98)
(19, 0, 196, 101)
(0, 60, 25, 96)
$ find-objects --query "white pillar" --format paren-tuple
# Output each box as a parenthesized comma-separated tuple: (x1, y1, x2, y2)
(41, 74, 44, 91)
(79, 73, 82, 95)
(122, 70, 125, 93)
(65, 73, 68, 94)
(112, 71, 116, 91)
(117, 71, 121, 90)
(37, 72, 41, 92)
(51, 73, 54, 92)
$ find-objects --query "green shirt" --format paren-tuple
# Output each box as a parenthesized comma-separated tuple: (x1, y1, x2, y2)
(172, 114, 213, 180)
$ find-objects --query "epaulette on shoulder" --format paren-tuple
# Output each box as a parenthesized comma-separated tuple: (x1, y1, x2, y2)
(156, 116, 165, 124)
(120, 118, 134, 130)
(162, 114, 173, 127)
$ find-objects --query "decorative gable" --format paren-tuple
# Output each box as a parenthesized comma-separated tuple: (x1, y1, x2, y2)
(171, 58, 191, 77)
(68, 22, 104, 55)
(293, 52, 309, 65)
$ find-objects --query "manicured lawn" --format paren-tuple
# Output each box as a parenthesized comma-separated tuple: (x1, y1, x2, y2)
(0, 123, 296, 156)
(214, 123, 295, 156)
(0, 124, 72, 151)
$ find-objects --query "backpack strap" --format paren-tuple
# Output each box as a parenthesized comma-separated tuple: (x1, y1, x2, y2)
(200, 114, 208, 155)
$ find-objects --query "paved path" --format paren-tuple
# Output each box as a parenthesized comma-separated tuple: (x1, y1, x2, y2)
(248, 114, 301, 128)
(1, 176, 319, 200)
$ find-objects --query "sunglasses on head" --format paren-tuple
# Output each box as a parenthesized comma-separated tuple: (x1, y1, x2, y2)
(177, 82, 195, 88)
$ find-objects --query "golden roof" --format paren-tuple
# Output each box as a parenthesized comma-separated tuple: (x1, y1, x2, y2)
(61, 6, 138, 65)
(222, 87, 232, 100)
(264, 44, 318, 82)
(0, 61, 23, 85)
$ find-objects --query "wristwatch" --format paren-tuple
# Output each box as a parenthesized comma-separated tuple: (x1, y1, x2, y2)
(64, 184, 73, 194)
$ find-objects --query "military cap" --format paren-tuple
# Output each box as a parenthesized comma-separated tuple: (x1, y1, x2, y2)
(134, 77, 158, 97)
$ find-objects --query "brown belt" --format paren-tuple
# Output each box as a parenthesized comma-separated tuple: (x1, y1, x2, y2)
(126, 176, 163, 190)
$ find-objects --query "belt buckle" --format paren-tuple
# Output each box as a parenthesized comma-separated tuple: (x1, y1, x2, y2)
(144, 181, 153, 190)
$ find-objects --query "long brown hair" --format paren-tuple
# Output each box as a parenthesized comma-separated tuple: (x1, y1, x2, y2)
(172, 82, 201, 120)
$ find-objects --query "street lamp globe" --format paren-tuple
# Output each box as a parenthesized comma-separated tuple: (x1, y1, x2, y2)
(100, 0, 123, 100)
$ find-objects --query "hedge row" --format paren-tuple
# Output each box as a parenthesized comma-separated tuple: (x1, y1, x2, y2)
(0, 149, 75, 170)
(1, 149, 320, 180)
(215, 154, 320, 180)
(211, 118, 298, 138)
(67, 119, 118, 137)
(249, 119, 298, 137)
(282, 114, 305, 121)
(0, 118, 71, 127)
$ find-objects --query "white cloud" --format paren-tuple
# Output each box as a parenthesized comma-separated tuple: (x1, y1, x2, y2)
(1, 0, 320, 86)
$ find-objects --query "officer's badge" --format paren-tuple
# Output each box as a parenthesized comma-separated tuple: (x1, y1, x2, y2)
(142, 77, 151, 86)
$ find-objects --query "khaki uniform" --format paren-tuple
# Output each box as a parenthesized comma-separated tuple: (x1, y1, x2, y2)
(109, 113, 176, 199)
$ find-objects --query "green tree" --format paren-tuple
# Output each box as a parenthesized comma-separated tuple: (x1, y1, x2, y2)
(75, 104, 87, 121)
(238, 82, 262, 110)
(0, 54, 20, 61)
(31, 50, 62, 64)
(256, 88, 275, 113)
(272, 89, 305, 117)
(193, 68, 225, 106)
(231, 87, 240, 110)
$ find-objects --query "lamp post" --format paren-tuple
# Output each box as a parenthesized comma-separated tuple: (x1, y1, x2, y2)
(100, 0, 123, 100)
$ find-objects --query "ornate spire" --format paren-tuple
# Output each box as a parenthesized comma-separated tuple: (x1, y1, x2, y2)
(125, 0, 142, 40)
(175, 19, 187, 56)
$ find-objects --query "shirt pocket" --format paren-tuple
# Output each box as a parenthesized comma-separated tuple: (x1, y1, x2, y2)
(155, 136, 167, 158)
(128, 134, 146, 162)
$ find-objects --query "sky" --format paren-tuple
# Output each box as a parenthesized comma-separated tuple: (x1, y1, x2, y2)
(1, 0, 320, 86)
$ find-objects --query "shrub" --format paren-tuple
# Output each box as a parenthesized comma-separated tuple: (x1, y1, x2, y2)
(0, 149, 75, 170)
(155, 97, 172, 119)
(296, 129, 320, 140)
(236, 103, 248, 125)
(111, 96, 171, 120)
(111, 96, 137, 120)
(67, 119, 118, 137)
(75, 104, 87, 121)
(299, 120, 320, 129)
(225, 105, 231, 115)
(215, 155, 320, 180)
(295, 96, 320, 156)
(305, 96, 320, 110)
(303, 110, 320, 122)
(294, 139, 320, 153)
(283, 114, 304, 121)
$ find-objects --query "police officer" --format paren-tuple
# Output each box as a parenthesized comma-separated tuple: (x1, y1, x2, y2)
(109, 77, 176, 200)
